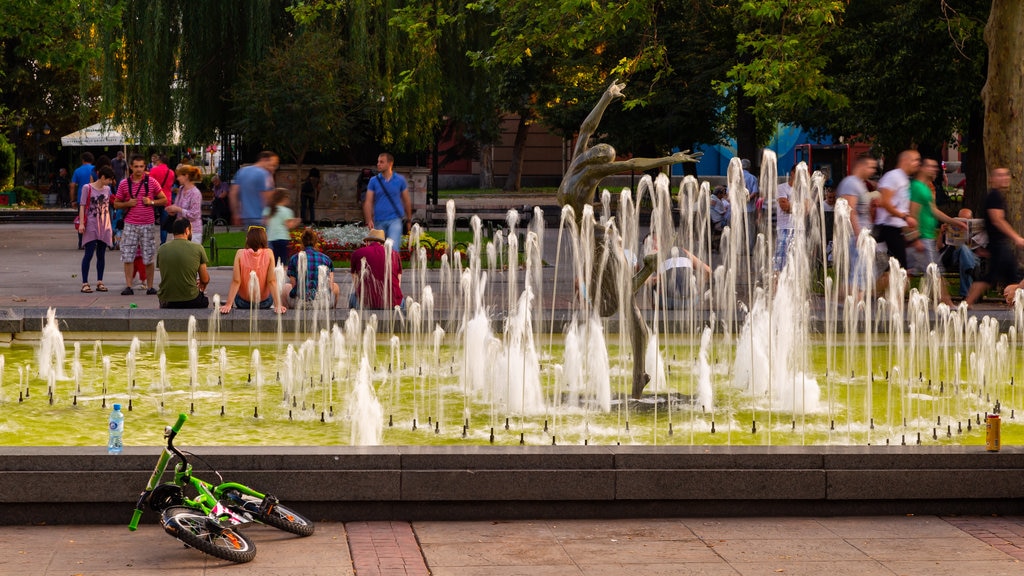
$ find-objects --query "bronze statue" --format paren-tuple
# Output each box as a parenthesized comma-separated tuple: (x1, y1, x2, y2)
(557, 80, 701, 398)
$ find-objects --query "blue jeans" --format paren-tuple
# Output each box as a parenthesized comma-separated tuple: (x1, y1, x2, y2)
(958, 246, 979, 297)
(377, 217, 404, 250)
(81, 240, 107, 284)
(270, 239, 290, 267)
(234, 293, 273, 310)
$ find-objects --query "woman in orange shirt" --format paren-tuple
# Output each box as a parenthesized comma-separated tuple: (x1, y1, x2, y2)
(219, 226, 286, 314)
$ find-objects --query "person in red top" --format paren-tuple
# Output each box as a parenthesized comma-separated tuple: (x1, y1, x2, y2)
(349, 229, 405, 310)
(112, 154, 167, 296)
(149, 154, 175, 244)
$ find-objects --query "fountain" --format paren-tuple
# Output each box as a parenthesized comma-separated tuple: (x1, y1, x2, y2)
(4, 147, 1024, 523)
(0, 150, 1019, 451)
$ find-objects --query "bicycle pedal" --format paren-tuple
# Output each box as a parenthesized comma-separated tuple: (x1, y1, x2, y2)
(259, 495, 279, 516)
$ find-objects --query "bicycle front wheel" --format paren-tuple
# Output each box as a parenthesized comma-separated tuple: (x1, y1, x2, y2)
(161, 506, 257, 563)
(223, 490, 315, 537)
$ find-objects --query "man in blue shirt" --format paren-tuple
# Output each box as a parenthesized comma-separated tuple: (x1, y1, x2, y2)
(70, 152, 95, 208)
(229, 151, 279, 227)
(363, 152, 411, 249)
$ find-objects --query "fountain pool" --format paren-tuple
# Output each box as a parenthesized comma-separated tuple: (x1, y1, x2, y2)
(3, 328, 1019, 447)
(4, 152, 1021, 451)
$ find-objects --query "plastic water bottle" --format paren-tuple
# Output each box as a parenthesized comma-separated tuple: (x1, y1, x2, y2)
(108, 404, 124, 454)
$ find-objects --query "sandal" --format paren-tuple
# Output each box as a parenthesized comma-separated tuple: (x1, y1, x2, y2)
(96, 282, 108, 292)
(81, 284, 93, 293)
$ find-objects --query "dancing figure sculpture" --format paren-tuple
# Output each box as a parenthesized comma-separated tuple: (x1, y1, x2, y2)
(557, 80, 701, 398)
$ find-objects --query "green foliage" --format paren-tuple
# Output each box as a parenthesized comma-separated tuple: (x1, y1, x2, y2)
(817, 0, 989, 157)
(0, 135, 14, 190)
(101, 0, 286, 146)
(719, 0, 848, 143)
(231, 29, 368, 166)
(10, 186, 41, 206)
(0, 1, 116, 158)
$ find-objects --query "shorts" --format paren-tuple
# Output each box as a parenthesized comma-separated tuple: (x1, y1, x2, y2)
(120, 223, 156, 265)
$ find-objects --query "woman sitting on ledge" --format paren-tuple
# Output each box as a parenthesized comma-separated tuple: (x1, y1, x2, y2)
(219, 226, 286, 314)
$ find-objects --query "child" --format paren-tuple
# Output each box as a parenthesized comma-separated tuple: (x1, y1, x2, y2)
(263, 188, 301, 267)
(132, 245, 147, 289)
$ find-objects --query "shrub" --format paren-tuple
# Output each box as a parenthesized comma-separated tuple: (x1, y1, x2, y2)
(11, 186, 41, 206)
(0, 136, 14, 190)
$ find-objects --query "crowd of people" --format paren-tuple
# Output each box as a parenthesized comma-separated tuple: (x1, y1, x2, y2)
(66, 148, 411, 314)
(761, 151, 1015, 308)
(64, 143, 1018, 314)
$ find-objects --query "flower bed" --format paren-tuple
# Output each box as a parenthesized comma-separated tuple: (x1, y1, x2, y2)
(288, 224, 454, 264)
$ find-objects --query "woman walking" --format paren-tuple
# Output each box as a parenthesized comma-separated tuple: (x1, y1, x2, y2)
(78, 166, 116, 293)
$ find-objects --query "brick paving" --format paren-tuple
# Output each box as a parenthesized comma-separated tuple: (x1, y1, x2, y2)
(347, 521, 430, 576)
(945, 515, 1024, 562)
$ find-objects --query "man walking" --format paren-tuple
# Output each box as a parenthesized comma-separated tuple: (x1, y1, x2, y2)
(112, 154, 167, 296)
(836, 155, 878, 296)
(70, 152, 94, 208)
(874, 150, 921, 289)
(363, 152, 412, 249)
(964, 168, 1024, 307)
(230, 151, 279, 227)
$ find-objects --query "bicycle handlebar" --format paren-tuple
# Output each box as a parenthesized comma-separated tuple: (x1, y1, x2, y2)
(128, 414, 190, 532)
(171, 413, 188, 435)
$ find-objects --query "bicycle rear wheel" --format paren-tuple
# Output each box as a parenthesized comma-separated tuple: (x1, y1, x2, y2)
(161, 506, 257, 563)
(223, 490, 315, 537)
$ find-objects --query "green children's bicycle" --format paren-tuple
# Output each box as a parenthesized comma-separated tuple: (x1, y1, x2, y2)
(129, 413, 314, 563)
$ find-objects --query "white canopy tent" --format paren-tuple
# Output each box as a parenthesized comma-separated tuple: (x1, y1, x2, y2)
(60, 123, 131, 147)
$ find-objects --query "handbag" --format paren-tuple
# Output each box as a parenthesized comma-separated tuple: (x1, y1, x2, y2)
(161, 213, 177, 234)
(161, 185, 176, 233)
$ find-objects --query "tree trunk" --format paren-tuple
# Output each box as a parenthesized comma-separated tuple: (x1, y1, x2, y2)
(503, 112, 530, 192)
(735, 87, 758, 169)
(963, 97, 986, 214)
(982, 0, 1024, 226)
(479, 143, 494, 189)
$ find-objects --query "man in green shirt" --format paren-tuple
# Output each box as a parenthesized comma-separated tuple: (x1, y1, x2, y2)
(909, 157, 967, 305)
(156, 219, 210, 308)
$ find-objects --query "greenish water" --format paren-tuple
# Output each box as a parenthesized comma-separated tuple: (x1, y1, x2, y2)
(1, 340, 1018, 448)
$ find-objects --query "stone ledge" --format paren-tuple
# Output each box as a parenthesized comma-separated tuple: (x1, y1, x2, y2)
(1, 445, 1022, 524)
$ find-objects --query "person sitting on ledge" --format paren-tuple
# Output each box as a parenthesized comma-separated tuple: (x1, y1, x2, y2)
(219, 225, 286, 314)
(349, 229, 405, 310)
(282, 228, 340, 308)
(156, 218, 210, 309)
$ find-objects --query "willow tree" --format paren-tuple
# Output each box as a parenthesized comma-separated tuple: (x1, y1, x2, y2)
(292, 0, 448, 154)
(983, 0, 1024, 226)
(100, 1, 286, 148)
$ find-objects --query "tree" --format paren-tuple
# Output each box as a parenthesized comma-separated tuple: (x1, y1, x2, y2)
(231, 30, 369, 180)
(100, 0, 287, 147)
(720, 0, 847, 163)
(983, 0, 1024, 226)
(0, 1, 116, 178)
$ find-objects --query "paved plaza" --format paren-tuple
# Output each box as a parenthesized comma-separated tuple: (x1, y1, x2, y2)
(2, 222, 1023, 574)
(2, 516, 1024, 575)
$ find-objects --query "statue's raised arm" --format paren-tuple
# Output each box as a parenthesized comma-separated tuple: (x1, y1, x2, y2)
(558, 80, 702, 222)
(573, 80, 626, 159)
